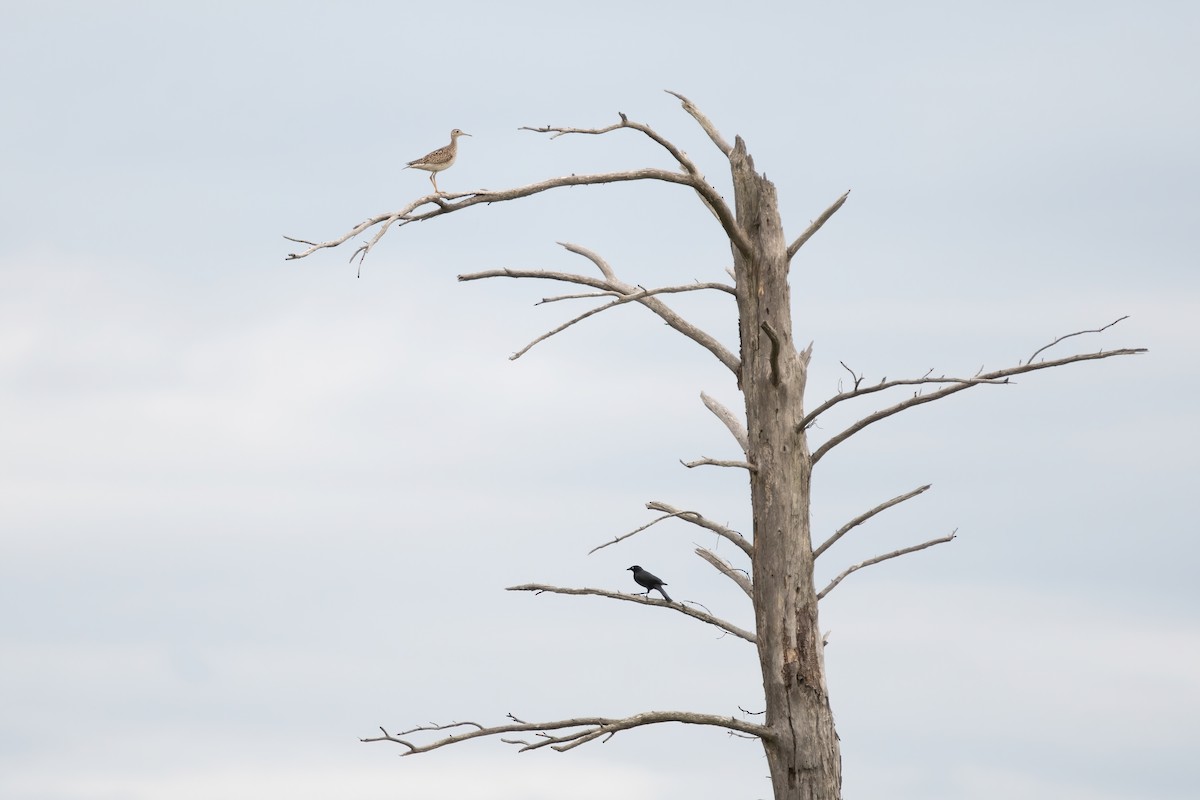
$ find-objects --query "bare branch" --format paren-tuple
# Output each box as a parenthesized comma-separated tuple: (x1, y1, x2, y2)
(695, 547, 753, 598)
(538, 280, 736, 306)
(811, 347, 1147, 464)
(664, 90, 732, 156)
(285, 168, 699, 264)
(681, 456, 755, 471)
(557, 240, 619, 283)
(839, 361, 864, 392)
(537, 290, 615, 304)
(521, 115, 751, 256)
(805, 373, 1009, 430)
(509, 282, 735, 362)
(818, 531, 957, 601)
(813, 484, 932, 559)
(646, 500, 753, 558)
(700, 391, 748, 455)
(459, 267, 610, 291)
(459, 247, 740, 374)
(363, 710, 770, 756)
(1025, 316, 1130, 365)
(507, 584, 756, 643)
(588, 512, 688, 556)
(558, 243, 741, 374)
(786, 190, 851, 261)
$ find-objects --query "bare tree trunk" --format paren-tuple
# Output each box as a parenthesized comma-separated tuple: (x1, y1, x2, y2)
(290, 95, 1143, 800)
(731, 138, 842, 800)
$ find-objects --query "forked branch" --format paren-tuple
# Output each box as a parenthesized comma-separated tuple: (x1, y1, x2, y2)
(363, 710, 769, 755)
(818, 531, 957, 601)
(645, 501, 753, 557)
(461, 243, 740, 375)
(811, 347, 1146, 464)
(805, 372, 1011, 430)
(507, 584, 756, 643)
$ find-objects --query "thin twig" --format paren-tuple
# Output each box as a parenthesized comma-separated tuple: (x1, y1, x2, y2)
(538, 280, 735, 305)
(700, 391, 749, 455)
(1025, 316, 1130, 365)
(588, 512, 689, 555)
(509, 282, 735, 361)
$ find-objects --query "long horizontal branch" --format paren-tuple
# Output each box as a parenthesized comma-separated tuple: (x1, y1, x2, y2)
(813, 484, 932, 559)
(284, 168, 698, 264)
(695, 547, 753, 598)
(811, 348, 1147, 464)
(363, 709, 770, 756)
(645, 501, 753, 558)
(681, 456, 756, 471)
(538, 281, 737, 305)
(508, 584, 756, 643)
(786, 190, 850, 261)
(817, 531, 957, 601)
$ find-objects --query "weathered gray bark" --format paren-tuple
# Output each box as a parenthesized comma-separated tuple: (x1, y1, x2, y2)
(731, 137, 841, 799)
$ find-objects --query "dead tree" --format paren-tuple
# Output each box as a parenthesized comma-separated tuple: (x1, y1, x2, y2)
(285, 92, 1146, 800)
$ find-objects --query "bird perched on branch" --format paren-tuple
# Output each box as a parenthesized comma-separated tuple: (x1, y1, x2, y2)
(404, 128, 470, 193)
(628, 565, 671, 602)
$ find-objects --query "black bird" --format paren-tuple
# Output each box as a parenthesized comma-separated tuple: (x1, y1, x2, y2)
(628, 565, 672, 602)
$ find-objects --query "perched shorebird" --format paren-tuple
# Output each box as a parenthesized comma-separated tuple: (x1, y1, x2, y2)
(404, 128, 470, 193)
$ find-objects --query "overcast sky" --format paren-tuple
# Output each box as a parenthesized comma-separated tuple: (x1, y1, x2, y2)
(2, 2, 1197, 799)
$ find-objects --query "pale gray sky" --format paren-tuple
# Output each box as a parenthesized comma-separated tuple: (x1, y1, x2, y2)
(1, 2, 1197, 799)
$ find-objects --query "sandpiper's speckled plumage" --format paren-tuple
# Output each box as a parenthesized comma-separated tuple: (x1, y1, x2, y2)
(405, 128, 470, 193)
